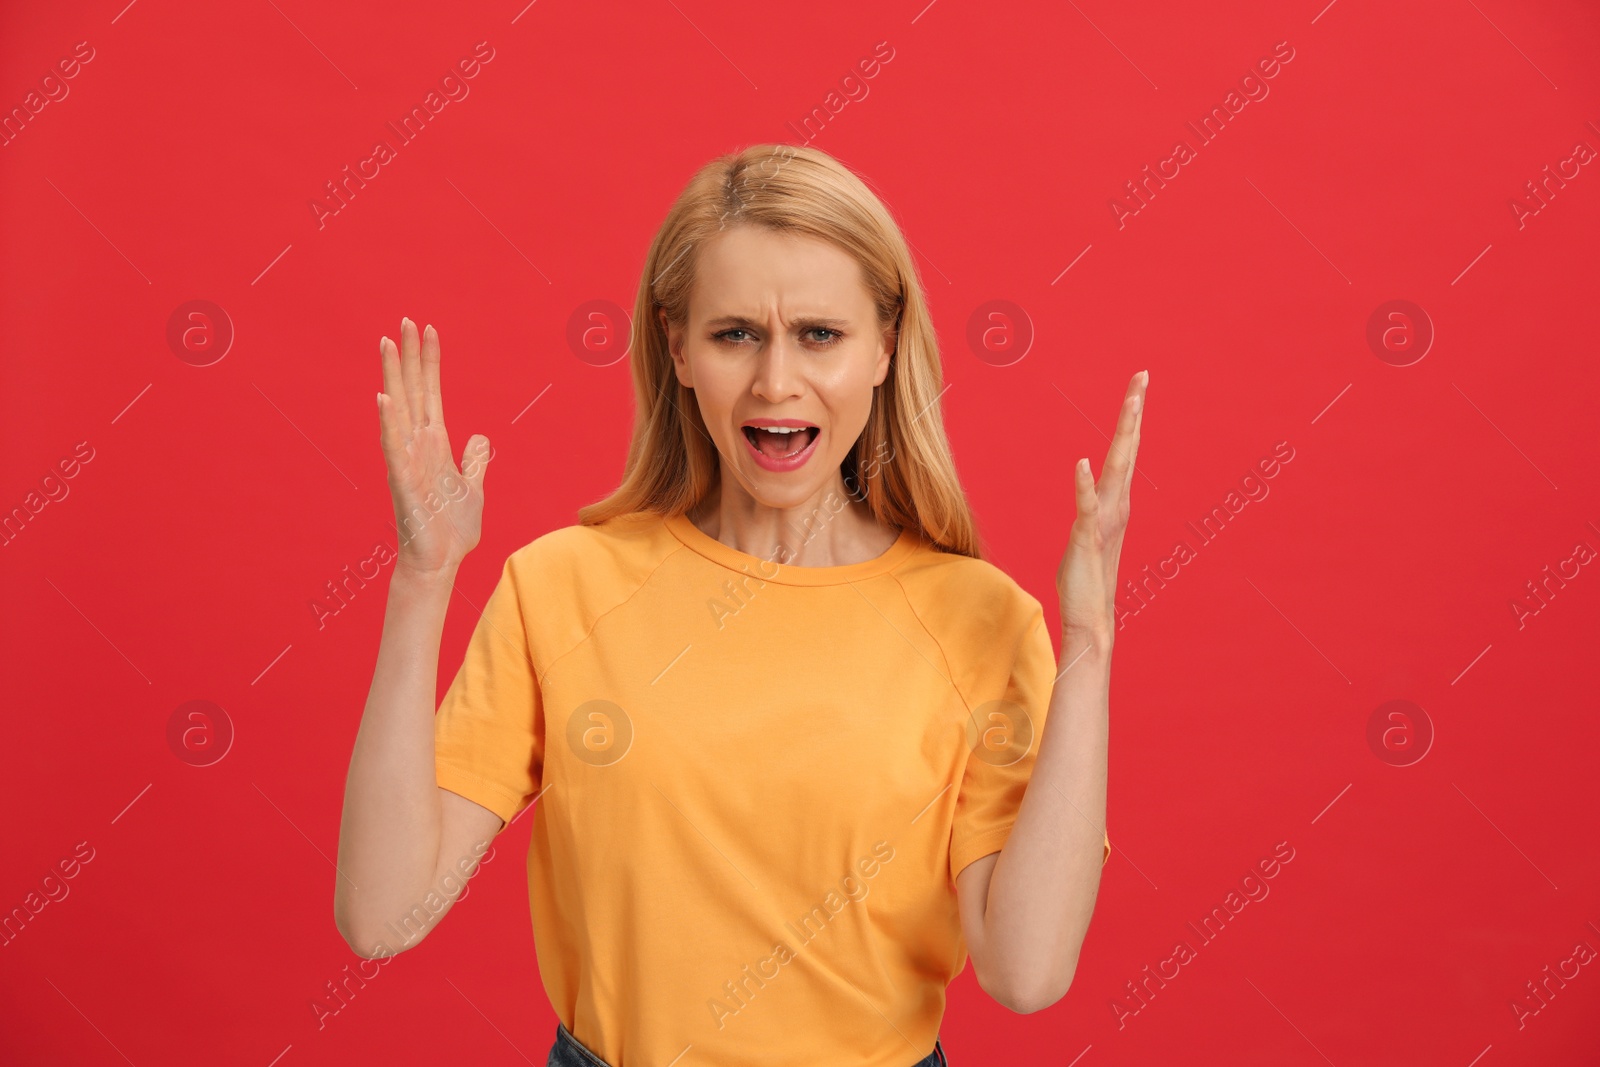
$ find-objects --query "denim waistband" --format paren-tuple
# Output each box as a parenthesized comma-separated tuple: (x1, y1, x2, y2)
(546, 1020, 949, 1067)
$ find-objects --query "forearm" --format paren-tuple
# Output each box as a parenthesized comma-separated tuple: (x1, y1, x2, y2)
(981, 626, 1111, 1009)
(333, 564, 457, 952)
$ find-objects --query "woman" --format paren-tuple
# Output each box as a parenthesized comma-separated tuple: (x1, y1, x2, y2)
(334, 143, 1147, 1067)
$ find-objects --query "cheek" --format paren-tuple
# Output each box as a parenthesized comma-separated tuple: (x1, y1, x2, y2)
(816, 364, 877, 426)
(686, 365, 741, 443)
(810, 347, 867, 388)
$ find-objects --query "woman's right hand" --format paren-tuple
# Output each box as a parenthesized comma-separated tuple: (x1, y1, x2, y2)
(378, 317, 491, 579)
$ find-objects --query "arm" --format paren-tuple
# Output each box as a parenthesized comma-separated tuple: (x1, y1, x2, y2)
(958, 369, 1147, 1012)
(957, 630, 1110, 1012)
(332, 565, 504, 959)
(332, 316, 501, 958)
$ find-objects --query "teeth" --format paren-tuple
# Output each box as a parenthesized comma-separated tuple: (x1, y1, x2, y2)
(753, 426, 807, 434)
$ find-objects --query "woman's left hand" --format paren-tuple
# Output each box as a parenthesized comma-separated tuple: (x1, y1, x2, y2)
(1056, 370, 1149, 646)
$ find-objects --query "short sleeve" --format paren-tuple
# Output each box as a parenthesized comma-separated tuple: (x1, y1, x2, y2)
(949, 609, 1112, 881)
(434, 552, 543, 827)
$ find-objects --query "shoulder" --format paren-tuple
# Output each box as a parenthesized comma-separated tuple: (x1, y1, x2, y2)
(505, 510, 677, 578)
(498, 511, 686, 609)
(891, 540, 1054, 702)
(495, 512, 683, 664)
(893, 539, 1047, 645)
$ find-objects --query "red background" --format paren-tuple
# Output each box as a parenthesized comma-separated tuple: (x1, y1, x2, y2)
(3, 0, 1598, 1063)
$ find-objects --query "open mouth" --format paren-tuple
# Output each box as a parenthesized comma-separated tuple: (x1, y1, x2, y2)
(741, 425, 819, 461)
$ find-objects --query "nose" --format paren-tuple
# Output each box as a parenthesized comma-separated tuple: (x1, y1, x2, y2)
(750, 325, 804, 404)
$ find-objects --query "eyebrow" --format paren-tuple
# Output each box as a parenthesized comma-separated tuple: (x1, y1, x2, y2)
(704, 314, 852, 330)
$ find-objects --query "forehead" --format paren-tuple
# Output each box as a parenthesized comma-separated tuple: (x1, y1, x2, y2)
(689, 226, 873, 320)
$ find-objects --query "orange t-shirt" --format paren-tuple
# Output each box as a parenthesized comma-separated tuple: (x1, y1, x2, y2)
(434, 509, 1110, 1067)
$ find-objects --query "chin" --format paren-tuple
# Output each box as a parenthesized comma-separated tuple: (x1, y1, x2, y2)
(743, 480, 826, 512)
(733, 464, 837, 511)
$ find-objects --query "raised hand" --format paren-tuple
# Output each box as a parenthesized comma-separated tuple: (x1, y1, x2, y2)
(1056, 370, 1148, 645)
(377, 317, 491, 579)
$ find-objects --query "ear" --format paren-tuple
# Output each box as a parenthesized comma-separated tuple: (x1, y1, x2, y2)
(660, 307, 692, 389)
(873, 321, 896, 388)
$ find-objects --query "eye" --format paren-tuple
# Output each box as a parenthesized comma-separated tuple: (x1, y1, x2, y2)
(711, 326, 845, 347)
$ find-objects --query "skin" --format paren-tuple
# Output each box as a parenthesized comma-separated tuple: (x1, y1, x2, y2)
(341, 241, 1150, 1019)
(661, 223, 1150, 1013)
(957, 369, 1147, 1012)
(334, 319, 504, 961)
(659, 225, 900, 567)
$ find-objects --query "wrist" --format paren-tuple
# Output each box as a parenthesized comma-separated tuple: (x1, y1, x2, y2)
(391, 558, 461, 592)
(1059, 626, 1114, 663)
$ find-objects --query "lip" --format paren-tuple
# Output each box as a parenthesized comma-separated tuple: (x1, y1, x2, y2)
(740, 420, 821, 472)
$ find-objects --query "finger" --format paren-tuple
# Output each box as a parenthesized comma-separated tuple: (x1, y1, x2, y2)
(377, 390, 409, 471)
(1073, 456, 1099, 542)
(1119, 420, 1142, 511)
(421, 323, 444, 429)
(379, 335, 412, 438)
(399, 317, 426, 429)
(461, 433, 492, 493)
(1100, 385, 1141, 501)
(1119, 371, 1148, 511)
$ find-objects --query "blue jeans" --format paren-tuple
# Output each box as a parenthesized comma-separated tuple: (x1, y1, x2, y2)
(546, 1020, 950, 1067)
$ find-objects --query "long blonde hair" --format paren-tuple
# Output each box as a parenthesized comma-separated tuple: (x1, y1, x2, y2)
(577, 143, 983, 559)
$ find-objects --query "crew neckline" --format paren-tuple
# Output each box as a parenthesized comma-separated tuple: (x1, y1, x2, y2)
(662, 511, 920, 586)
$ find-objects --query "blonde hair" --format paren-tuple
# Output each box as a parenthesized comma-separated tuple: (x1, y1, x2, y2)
(577, 143, 984, 559)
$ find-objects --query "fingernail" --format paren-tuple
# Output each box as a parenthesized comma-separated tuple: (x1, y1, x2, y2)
(402, 316, 413, 331)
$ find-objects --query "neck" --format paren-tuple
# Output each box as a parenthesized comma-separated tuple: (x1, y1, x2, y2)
(687, 472, 899, 568)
